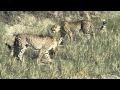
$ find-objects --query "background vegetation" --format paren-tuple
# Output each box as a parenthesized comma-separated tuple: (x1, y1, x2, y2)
(0, 11, 120, 79)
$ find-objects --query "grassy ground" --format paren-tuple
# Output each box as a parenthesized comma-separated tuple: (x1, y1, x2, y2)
(0, 12, 120, 79)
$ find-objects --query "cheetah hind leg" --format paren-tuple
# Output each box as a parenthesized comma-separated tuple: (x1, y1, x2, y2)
(17, 46, 27, 61)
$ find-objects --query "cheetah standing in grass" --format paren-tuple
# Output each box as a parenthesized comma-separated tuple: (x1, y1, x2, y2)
(5, 25, 63, 64)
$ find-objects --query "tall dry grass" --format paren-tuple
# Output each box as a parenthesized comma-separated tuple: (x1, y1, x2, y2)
(0, 11, 120, 79)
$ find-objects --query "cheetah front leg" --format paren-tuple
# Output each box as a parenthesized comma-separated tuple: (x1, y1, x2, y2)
(44, 51, 52, 64)
(68, 32, 73, 42)
(37, 50, 52, 64)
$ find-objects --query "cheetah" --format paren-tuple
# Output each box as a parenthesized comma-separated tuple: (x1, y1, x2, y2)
(11, 33, 63, 64)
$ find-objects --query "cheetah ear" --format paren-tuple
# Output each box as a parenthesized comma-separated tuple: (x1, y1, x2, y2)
(13, 32, 17, 36)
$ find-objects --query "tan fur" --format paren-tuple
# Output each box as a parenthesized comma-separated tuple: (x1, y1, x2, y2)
(63, 21, 81, 41)
(81, 12, 93, 34)
(51, 25, 61, 33)
(50, 14, 93, 42)
(13, 33, 63, 64)
(50, 21, 81, 42)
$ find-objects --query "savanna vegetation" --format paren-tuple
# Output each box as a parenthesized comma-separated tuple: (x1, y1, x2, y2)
(0, 11, 120, 79)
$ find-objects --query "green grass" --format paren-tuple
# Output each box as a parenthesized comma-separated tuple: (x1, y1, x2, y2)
(1, 12, 120, 79)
